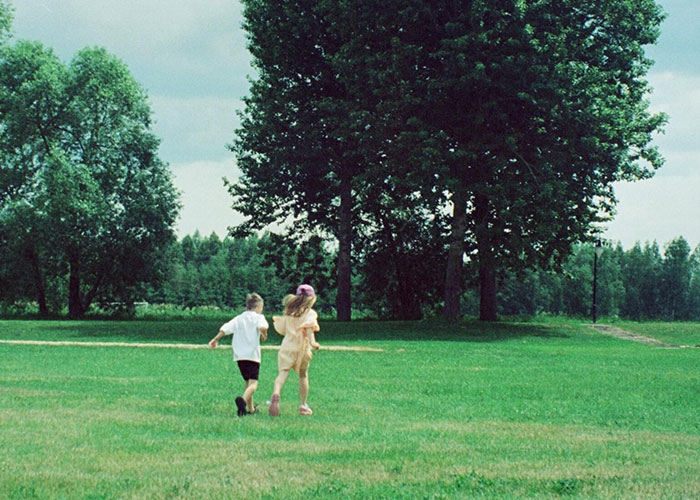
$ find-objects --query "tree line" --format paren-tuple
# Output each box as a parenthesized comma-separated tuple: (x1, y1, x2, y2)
(498, 237, 700, 321)
(1, 1, 674, 321)
(141, 232, 700, 322)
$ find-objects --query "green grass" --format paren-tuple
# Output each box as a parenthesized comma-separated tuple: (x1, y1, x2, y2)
(1, 319, 698, 499)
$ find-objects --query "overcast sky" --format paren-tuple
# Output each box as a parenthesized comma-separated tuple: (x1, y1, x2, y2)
(11, 0, 700, 250)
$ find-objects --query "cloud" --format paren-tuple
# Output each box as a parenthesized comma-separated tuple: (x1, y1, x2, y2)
(605, 71, 700, 249)
(648, 71, 700, 164)
(149, 95, 243, 163)
(170, 160, 243, 238)
(605, 175, 700, 250)
(13, 0, 253, 98)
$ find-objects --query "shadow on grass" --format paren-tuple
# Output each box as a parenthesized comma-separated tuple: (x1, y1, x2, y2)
(321, 319, 571, 343)
(1, 318, 573, 344)
(26, 319, 222, 344)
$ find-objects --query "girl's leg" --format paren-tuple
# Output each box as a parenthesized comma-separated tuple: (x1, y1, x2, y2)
(243, 379, 258, 412)
(273, 369, 290, 396)
(269, 369, 289, 416)
(298, 368, 309, 406)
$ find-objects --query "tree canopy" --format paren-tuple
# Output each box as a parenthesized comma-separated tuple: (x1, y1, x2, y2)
(0, 38, 180, 317)
(230, 0, 666, 321)
(364, 0, 667, 320)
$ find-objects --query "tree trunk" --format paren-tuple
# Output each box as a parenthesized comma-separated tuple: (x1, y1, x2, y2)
(443, 191, 467, 321)
(27, 250, 48, 316)
(478, 250, 498, 321)
(396, 266, 423, 320)
(336, 171, 352, 321)
(68, 251, 84, 319)
(83, 272, 104, 313)
(376, 210, 423, 320)
(475, 193, 498, 321)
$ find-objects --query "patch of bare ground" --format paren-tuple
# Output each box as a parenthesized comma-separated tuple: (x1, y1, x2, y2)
(588, 325, 696, 349)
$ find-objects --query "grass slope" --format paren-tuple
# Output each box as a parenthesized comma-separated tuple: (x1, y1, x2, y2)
(613, 321, 700, 347)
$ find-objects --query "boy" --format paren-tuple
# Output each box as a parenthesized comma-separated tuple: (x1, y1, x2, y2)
(208, 293, 268, 416)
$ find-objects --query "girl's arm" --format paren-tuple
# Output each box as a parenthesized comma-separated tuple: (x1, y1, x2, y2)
(272, 316, 287, 336)
(305, 328, 320, 349)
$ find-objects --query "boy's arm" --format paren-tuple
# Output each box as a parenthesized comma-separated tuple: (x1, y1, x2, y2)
(208, 329, 227, 349)
(259, 326, 268, 342)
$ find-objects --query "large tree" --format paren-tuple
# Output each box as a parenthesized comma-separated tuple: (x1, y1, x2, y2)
(232, 0, 454, 320)
(366, 0, 666, 320)
(0, 42, 179, 317)
(231, 0, 379, 320)
(231, 0, 665, 322)
(0, 41, 70, 314)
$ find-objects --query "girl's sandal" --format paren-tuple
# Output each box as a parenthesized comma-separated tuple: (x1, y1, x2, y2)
(269, 394, 280, 417)
(299, 404, 313, 416)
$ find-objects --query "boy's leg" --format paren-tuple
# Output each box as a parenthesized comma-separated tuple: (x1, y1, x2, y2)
(243, 361, 261, 413)
(236, 361, 260, 415)
(234, 396, 247, 417)
(243, 379, 258, 412)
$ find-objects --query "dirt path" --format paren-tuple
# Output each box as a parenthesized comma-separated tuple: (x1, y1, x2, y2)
(0, 339, 384, 352)
(588, 324, 696, 349)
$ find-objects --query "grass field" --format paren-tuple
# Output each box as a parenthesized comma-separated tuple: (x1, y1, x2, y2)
(1, 319, 698, 499)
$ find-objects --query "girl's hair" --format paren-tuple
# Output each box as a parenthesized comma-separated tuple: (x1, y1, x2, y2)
(246, 293, 263, 310)
(283, 294, 316, 317)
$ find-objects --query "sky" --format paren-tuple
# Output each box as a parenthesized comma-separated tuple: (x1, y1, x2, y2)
(10, 0, 700, 251)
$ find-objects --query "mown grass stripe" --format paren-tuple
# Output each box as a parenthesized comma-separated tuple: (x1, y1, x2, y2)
(0, 339, 383, 351)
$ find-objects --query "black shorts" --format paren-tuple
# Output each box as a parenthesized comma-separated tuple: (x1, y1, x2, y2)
(237, 360, 260, 381)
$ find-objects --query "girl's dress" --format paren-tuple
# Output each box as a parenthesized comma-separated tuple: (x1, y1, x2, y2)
(272, 309, 319, 372)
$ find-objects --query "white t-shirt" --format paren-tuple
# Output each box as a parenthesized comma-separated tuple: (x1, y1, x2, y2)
(220, 310, 269, 362)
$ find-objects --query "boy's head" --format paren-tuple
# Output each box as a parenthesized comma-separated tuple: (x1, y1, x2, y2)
(246, 293, 264, 312)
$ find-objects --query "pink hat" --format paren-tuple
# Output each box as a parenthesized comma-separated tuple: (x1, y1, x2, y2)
(296, 284, 315, 296)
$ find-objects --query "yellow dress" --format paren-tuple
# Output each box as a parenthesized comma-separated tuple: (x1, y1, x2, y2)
(272, 309, 319, 372)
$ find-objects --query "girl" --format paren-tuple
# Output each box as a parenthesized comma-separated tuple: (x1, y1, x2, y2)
(269, 284, 320, 416)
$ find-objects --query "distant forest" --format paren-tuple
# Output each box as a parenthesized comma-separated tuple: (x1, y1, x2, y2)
(140, 232, 699, 321)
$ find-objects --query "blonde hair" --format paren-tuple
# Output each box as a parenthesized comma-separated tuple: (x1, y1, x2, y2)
(283, 293, 316, 317)
(246, 293, 263, 310)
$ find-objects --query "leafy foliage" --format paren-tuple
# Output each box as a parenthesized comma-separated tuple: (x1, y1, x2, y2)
(145, 232, 336, 316)
(0, 40, 179, 317)
(231, 0, 667, 321)
(0, 0, 11, 45)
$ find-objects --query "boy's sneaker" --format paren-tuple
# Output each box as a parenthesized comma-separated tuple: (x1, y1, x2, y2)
(299, 404, 313, 416)
(269, 394, 280, 417)
(235, 397, 247, 417)
(247, 405, 259, 415)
